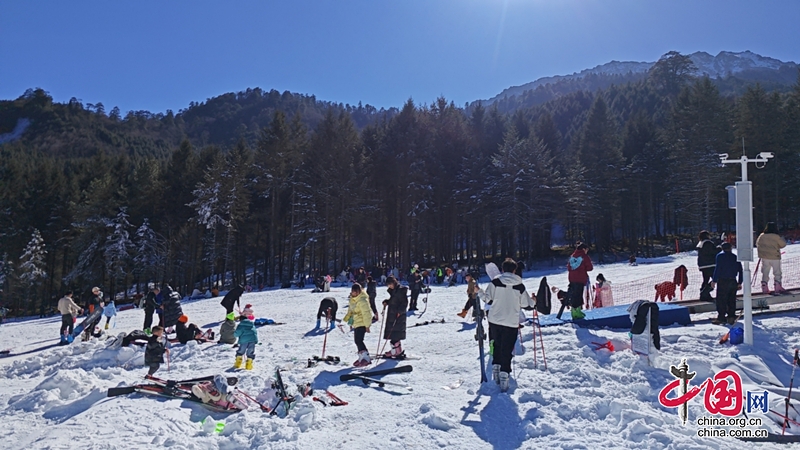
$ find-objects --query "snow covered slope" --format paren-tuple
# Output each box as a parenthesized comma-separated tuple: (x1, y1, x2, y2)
(2, 248, 800, 449)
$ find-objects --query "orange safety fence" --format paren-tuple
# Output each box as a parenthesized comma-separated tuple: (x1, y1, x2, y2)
(599, 256, 800, 306)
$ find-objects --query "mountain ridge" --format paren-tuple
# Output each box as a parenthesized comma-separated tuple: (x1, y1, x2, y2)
(483, 50, 799, 105)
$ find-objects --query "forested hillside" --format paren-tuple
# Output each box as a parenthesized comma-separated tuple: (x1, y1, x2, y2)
(2, 52, 800, 315)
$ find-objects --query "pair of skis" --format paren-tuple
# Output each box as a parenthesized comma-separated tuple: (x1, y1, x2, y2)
(339, 365, 413, 390)
(107, 374, 246, 413)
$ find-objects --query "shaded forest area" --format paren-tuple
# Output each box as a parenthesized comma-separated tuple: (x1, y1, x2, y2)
(2, 52, 800, 315)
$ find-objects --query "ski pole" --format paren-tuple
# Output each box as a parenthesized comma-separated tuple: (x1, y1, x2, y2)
(752, 258, 761, 286)
(374, 304, 387, 358)
(236, 388, 271, 412)
(377, 313, 399, 359)
(784, 349, 799, 435)
(321, 308, 331, 359)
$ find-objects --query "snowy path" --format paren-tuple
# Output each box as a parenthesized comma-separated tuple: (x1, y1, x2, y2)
(3, 249, 800, 449)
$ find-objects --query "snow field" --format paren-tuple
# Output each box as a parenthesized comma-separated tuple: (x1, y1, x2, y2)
(2, 247, 800, 448)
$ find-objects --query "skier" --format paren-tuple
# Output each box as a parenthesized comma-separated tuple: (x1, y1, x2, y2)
(480, 258, 535, 392)
(142, 284, 160, 334)
(315, 297, 338, 330)
(756, 222, 787, 294)
(218, 312, 237, 344)
(593, 274, 613, 308)
(144, 326, 169, 376)
(457, 273, 479, 318)
(535, 277, 551, 315)
(366, 276, 379, 323)
(233, 305, 258, 370)
(220, 284, 244, 315)
(382, 276, 408, 358)
(409, 271, 422, 311)
(342, 283, 373, 367)
(710, 242, 743, 325)
(161, 285, 183, 331)
(57, 291, 82, 344)
(567, 243, 593, 319)
(696, 231, 718, 302)
(102, 299, 116, 329)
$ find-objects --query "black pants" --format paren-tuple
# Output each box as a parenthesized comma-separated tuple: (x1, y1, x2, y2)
(368, 293, 378, 315)
(316, 300, 338, 322)
(61, 314, 74, 336)
(567, 282, 585, 308)
(462, 297, 474, 312)
(700, 268, 715, 300)
(354, 326, 367, 352)
(716, 279, 738, 320)
(489, 322, 518, 373)
(147, 363, 160, 375)
(143, 307, 154, 330)
(410, 290, 420, 309)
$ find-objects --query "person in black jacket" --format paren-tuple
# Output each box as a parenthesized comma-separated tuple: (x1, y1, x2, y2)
(409, 271, 422, 311)
(710, 242, 743, 325)
(144, 326, 168, 375)
(220, 285, 244, 315)
(175, 315, 203, 344)
(382, 276, 408, 358)
(366, 276, 379, 322)
(161, 285, 183, 329)
(142, 284, 159, 333)
(315, 297, 338, 330)
(696, 231, 718, 302)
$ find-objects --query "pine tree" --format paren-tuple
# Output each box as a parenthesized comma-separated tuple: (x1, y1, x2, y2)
(105, 208, 134, 299)
(133, 218, 163, 289)
(19, 229, 47, 311)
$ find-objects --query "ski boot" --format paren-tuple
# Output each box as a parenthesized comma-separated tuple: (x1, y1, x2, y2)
(245, 358, 253, 370)
(59, 335, 68, 346)
(775, 281, 787, 294)
(234, 355, 243, 369)
(383, 341, 403, 358)
(315, 319, 321, 329)
(66, 334, 74, 344)
(144, 328, 152, 336)
(353, 350, 371, 367)
(761, 282, 770, 295)
(457, 309, 468, 318)
(105, 323, 110, 330)
(571, 307, 586, 320)
(492, 364, 501, 384)
(499, 372, 510, 392)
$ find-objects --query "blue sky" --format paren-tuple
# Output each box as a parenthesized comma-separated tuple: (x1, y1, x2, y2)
(2, 1, 799, 113)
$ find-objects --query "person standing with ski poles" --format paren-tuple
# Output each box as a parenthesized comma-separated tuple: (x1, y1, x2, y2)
(381, 276, 408, 358)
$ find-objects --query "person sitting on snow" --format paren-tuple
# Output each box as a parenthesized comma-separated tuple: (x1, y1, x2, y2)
(176, 314, 210, 344)
(219, 312, 237, 344)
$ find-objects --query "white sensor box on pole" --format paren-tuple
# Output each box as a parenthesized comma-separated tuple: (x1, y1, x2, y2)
(735, 181, 753, 262)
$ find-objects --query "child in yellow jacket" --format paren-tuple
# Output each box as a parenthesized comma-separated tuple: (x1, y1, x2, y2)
(343, 283, 373, 367)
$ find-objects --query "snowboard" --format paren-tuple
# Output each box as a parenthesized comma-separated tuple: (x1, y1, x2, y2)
(72, 308, 103, 339)
(485, 262, 501, 280)
(339, 365, 412, 382)
(474, 294, 488, 383)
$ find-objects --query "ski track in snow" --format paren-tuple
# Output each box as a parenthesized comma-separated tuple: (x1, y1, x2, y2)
(3, 246, 800, 449)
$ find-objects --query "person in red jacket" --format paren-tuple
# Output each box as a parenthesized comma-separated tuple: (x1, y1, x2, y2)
(567, 242, 593, 319)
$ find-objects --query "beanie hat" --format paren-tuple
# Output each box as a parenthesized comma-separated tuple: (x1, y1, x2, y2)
(242, 304, 254, 319)
(225, 312, 235, 321)
(178, 315, 189, 323)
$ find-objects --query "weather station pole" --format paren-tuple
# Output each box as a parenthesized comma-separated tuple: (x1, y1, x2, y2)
(719, 145, 773, 345)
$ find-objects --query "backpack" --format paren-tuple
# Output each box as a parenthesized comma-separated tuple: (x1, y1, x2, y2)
(729, 327, 744, 345)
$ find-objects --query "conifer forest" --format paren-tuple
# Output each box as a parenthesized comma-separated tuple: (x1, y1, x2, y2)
(2, 52, 800, 314)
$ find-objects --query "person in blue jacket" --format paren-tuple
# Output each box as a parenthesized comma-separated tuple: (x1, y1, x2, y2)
(233, 305, 258, 370)
(710, 242, 743, 325)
